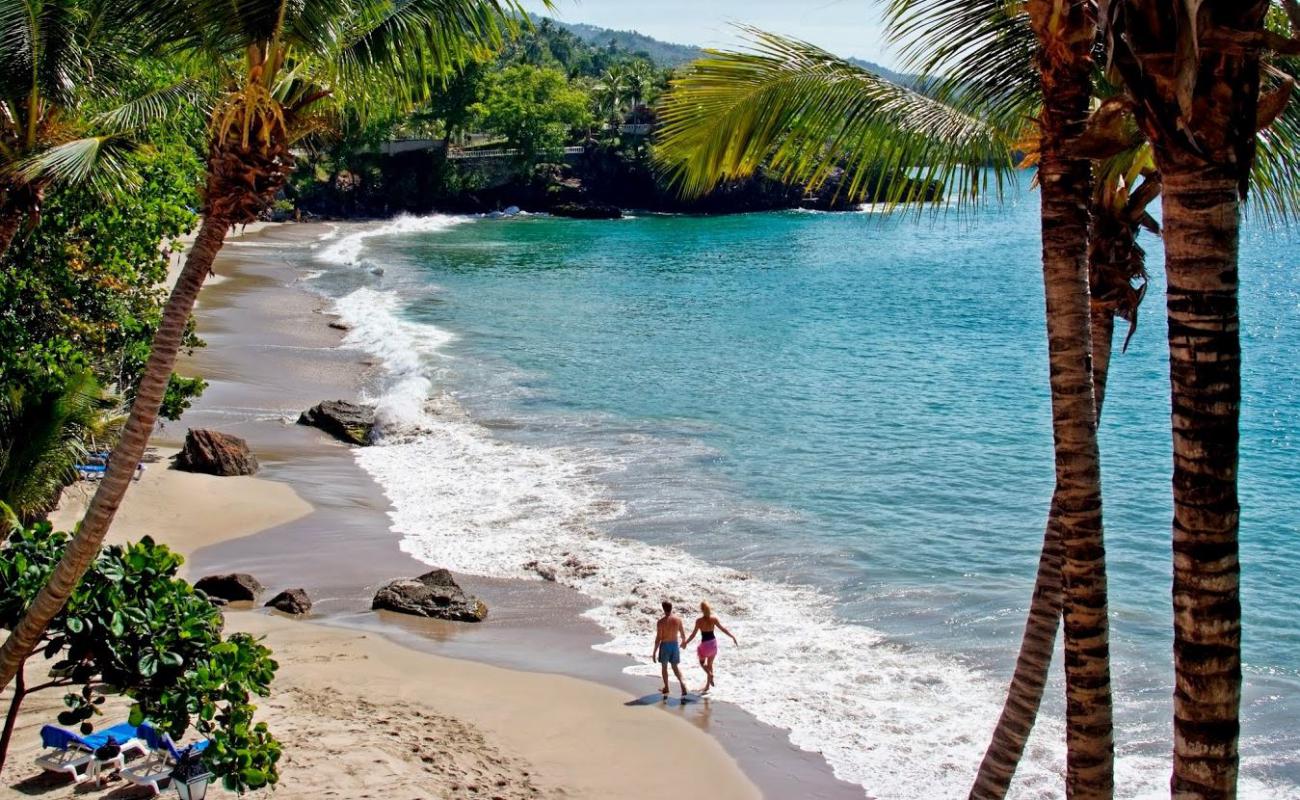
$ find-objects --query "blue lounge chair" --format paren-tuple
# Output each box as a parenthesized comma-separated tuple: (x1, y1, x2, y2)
(75, 462, 144, 481)
(120, 723, 210, 796)
(34, 723, 146, 783)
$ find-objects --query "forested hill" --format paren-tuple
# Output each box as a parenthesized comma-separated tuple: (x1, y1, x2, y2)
(537, 15, 916, 84)
(541, 19, 704, 66)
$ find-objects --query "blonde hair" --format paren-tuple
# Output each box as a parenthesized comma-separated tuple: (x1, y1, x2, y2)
(700, 601, 712, 617)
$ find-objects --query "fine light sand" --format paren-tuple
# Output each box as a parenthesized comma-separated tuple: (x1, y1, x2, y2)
(47, 450, 313, 561)
(7, 455, 759, 800)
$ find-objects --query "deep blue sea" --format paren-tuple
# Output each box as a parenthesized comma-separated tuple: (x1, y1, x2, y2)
(305, 187, 1299, 799)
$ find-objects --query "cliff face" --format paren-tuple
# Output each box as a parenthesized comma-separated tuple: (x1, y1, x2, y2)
(291, 147, 940, 219)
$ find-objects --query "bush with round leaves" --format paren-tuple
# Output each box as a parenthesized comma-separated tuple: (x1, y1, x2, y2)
(0, 521, 280, 791)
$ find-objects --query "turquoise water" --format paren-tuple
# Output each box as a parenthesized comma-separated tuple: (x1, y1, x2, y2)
(313, 192, 1299, 797)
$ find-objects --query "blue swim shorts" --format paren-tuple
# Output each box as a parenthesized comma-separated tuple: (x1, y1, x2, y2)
(657, 641, 681, 664)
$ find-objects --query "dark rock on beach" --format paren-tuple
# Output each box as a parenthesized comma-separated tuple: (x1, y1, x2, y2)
(196, 573, 264, 603)
(551, 202, 623, 220)
(327, 320, 351, 331)
(265, 588, 312, 615)
(173, 429, 260, 476)
(372, 569, 488, 622)
(297, 400, 376, 446)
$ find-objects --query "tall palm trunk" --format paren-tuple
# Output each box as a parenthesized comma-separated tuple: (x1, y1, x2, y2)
(1103, 3, 1269, 795)
(1162, 162, 1242, 800)
(1027, 2, 1113, 797)
(0, 215, 230, 691)
(0, 206, 23, 262)
(969, 232, 1122, 799)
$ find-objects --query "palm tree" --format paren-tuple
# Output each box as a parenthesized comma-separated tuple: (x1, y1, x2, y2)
(595, 64, 630, 123)
(657, 5, 1117, 794)
(0, 0, 539, 694)
(1103, 2, 1279, 796)
(0, 0, 196, 261)
(0, 372, 115, 524)
(624, 60, 657, 110)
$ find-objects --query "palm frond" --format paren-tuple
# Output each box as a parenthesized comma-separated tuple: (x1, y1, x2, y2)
(885, 0, 1039, 130)
(93, 78, 206, 134)
(655, 28, 1014, 208)
(337, 0, 533, 95)
(0, 373, 110, 522)
(1249, 62, 1300, 223)
(10, 135, 139, 192)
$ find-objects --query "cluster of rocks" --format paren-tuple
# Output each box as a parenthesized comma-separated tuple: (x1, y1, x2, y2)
(195, 569, 490, 623)
(550, 202, 623, 220)
(194, 573, 313, 615)
(181, 425, 496, 625)
(523, 554, 598, 584)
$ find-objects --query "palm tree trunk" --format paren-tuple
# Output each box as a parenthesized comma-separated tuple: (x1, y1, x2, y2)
(0, 216, 230, 693)
(0, 660, 27, 780)
(1040, 130, 1114, 800)
(1029, 1, 1113, 795)
(1162, 163, 1241, 800)
(0, 205, 25, 264)
(969, 296, 1117, 800)
(0, 660, 26, 776)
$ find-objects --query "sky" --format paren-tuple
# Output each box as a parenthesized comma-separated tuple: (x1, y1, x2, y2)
(519, 0, 900, 69)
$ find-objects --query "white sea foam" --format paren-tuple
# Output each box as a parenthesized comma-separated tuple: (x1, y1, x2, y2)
(332, 287, 454, 432)
(316, 213, 471, 266)
(325, 229, 1294, 799)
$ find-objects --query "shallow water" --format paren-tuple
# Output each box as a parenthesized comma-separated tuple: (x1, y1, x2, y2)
(301, 191, 1300, 798)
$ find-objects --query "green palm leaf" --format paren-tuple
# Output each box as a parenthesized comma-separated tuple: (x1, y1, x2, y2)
(93, 78, 207, 134)
(655, 27, 1014, 208)
(10, 135, 138, 191)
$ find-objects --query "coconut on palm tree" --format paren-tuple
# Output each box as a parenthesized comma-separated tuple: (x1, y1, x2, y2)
(0, 0, 540, 694)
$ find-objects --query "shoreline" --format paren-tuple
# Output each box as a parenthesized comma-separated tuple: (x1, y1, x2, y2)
(48, 220, 860, 798)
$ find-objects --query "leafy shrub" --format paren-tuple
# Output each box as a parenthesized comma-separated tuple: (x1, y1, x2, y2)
(0, 523, 281, 791)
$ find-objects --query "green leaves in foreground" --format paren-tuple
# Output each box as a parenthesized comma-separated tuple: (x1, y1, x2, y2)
(655, 27, 1014, 209)
(0, 525, 281, 792)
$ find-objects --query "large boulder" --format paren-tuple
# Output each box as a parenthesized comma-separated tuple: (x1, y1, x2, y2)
(195, 573, 263, 603)
(297, 400, 376, 446)
(265, 588, 312, 615)
(173, 429, 260, 476)
(551, 202, 623, 220)
(372, 569, 487, 622)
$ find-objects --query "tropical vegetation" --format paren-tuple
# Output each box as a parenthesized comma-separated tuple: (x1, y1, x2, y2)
(0, 522, 280, 791)
(0, 0, 542, 764)
(0, 0, 1295, 797)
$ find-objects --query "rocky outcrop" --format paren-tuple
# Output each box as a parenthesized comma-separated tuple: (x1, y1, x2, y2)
(551, 202, 623, 220)
(297, 400, 376, 445)
(372, 569, 487, 622)
(195, 573, 263, 603)
(173, 429, 260, 476)
(265, 588, 312, 615)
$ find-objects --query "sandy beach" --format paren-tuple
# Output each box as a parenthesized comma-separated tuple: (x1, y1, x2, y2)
(9, 457, 756, 799)
(0, 222, 847, 800)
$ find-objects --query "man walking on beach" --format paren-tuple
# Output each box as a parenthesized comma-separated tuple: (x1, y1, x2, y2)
(652, 600, 688, 697)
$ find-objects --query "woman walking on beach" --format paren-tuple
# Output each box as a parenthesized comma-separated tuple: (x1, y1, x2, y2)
(684, 602, 737, 694)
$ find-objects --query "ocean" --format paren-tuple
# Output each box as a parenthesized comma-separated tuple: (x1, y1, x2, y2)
(300, 190, 1299, 799)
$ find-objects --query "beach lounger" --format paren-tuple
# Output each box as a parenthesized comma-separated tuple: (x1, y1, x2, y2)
(74, 462, 144, 481)
(121, 724, 210, 796)
(34, 723, 146, 783)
